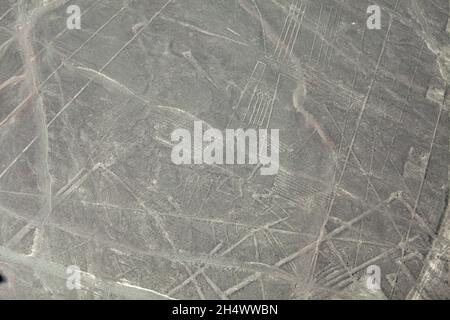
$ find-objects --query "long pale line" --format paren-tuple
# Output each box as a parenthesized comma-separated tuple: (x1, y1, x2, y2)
(0, 0, 173, 181)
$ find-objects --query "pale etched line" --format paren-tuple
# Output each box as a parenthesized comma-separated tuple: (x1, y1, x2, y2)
(272, 185, 307, 206)
(38, 1, 131, 95)
(180, 175, 190, 208)
(267, 230, 298, 275)
(309, 6, 396, 282)
(397, 196, 446, 247)
(325, 240, 357, 285)
(250, 197, 299, 233)
(274, 179, 318, 198)
(182, 50, 220, 90)
(0, 91, 32, 128)
(390, 90, 446, 298)
(365, 125, 376, 201)
(254, 234, 260, 262)
(258, 94, 271, 128)
(277, 167, 328, 186)
(0, 135, 37, 180)
(228, 61, 266, 128)
(316, 264, 342, 284)
(350, 147, 407, 244)
(290, 130, 317, 160)
(326, 115, 410, 246)
(79, 172, 293, 276)
(54, 165, 103, 205)
(202, 272, 229, 300)
(5, 0, 191, 293)
(5, 223, 35, 248)
(276, 0, 300, 61)
(325, 5, 343, 68)
(263, 229, 276, 248)
(246, 68, 266, 104)
(407, 226, 450, 300)
(398, 258, 420, 286)
(243, 89, 260, 123)
(256, 96, 270, 127)
(316, 39, 324, 65)
(252, 94, 266, 126)
(47, 0, 173, 129)
(220, 217, 290, 258)
(380, 41, 425, 173)
(335, 74, 357, 155)
(373, 134, 417, 205)
(277, 168, 330, 186)
(261, 134, 290, 153)
(0, 1, 130, 180)
(74, 199, 299, 234)
(275, 1, 296, 59)
(287, 2, 306, 60)
(100, 167, 297, 293)
(303, 64, 360, 99)
(275, 172, 325, 192)
(168, 218, 290, 295)
(222, 193, 399, 297)
(160, 15, 250, 47)
(251, 0, 267, 55)
(0, 0, 119, 101)
(55, 167, 89, 198)
(168, 243, 223, 296)
(226, 27, 240, 37)
(186, 175, 201, 209)
(0, 246, 174, 299)
(273, 181, 328, 205)
(249, 92, 264, 125)
(265, 73, 281, 129)
(253, 234, 267, 299)
(308, 3, 323, 63)
(273, 182, 322, 202)
(224, 272, 262, 297)
(325, 237, 419, 289)
(323, 6, 335, 39)
(0, 6, 14, 23)
(278, 2, 301, 61)
(197, 177, 214, 214)
(0, 35, 15, 59)
(282, 2, 304, 62)
(0, 190, 43, 197)
(333, 236, 397, 249)
(353, 221, 364, 270)
(316, 7, 332, 65)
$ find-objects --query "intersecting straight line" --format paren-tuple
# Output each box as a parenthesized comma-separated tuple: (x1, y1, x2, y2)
(0, 7, 14, 23)
(273, 1, 294, 57)
(305, 1, 399, 286)
(0, 0, 173, 181)
(0, 1, 106, 130)
(166, 217, 290, 296)
(379, 41, 425, 174)
(39, 0, 132, 97)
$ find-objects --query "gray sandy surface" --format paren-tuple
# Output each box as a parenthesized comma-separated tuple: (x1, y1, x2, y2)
(0, 0, 449, 300)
